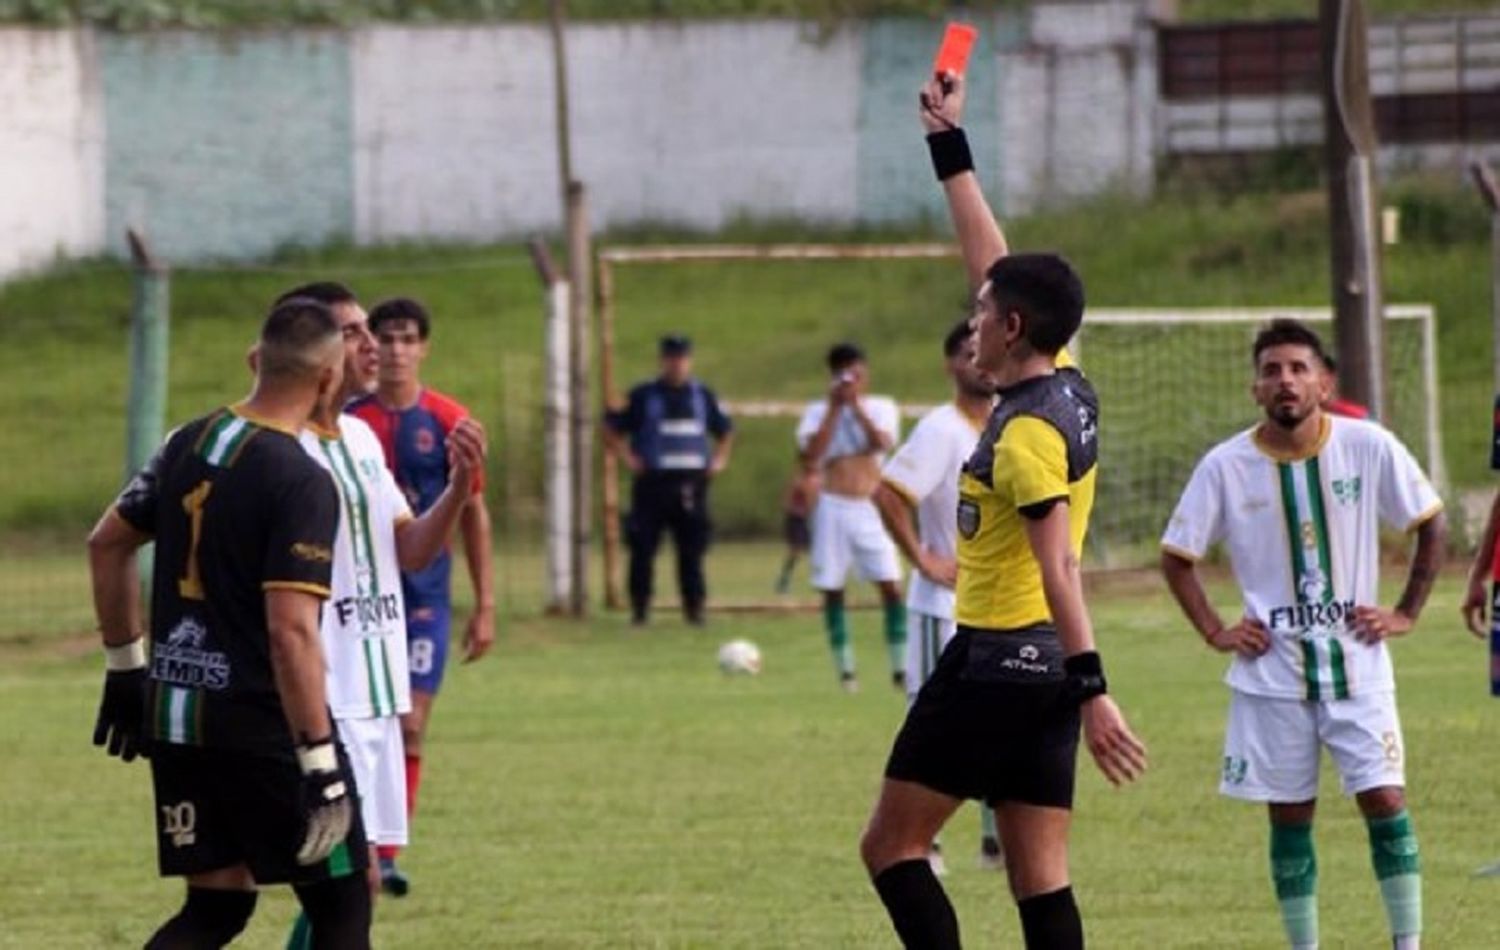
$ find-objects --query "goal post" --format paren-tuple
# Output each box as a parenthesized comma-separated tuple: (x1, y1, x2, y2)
(593, 243, 1444, 605)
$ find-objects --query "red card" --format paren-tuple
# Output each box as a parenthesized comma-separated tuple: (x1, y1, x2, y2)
(933, 23, 978, 79)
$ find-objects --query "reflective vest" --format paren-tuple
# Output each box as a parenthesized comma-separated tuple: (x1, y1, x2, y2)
(637, 382, 711, 471)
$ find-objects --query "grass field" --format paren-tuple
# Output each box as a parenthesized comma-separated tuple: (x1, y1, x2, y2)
(3, 547, 1499, 948)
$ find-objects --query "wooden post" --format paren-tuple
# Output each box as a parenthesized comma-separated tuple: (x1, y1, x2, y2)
(566, 184, 592, 617)
(527, 238, 573, 613)
(596, 257, 623, 610)
(1471, 161, 1500, 397)
(1320, 0, 1386, 419)
(548, 0, 573, 210)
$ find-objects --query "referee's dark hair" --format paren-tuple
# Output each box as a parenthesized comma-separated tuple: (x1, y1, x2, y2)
(258, 297, 340, 382)
(1252, 318, 1331, 367)
(827, 342, 865, 373)
(274, 281, 356, 308)
(943, 318, 973, 358)
(985, 253, 1084, 356)
(368, 297, 432, 340)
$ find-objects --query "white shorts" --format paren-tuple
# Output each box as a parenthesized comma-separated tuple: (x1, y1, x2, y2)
(904, 611, 957, 702)
(1219, 689, 1405, 802)
(337, 714, 408, 848)
(809, 493, 901, 590)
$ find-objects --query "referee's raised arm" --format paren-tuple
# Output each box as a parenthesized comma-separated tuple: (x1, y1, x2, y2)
(919, 72, 1007, 290)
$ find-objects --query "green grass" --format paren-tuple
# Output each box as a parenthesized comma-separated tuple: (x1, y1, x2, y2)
(2, 565, 1497, 947)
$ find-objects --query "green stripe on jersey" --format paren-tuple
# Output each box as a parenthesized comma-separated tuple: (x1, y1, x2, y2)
(203, 417, 250, 466)
(1279, 459, 1344, 701)
(379, 640, 398, 714)
(362, 639, 386, 717)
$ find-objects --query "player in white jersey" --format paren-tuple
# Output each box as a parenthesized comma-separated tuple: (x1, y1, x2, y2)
(873, 318, 1001, 873)
(275, 283, 485, 946)
(796, 342, 905, 691)
(1161, 319, 1445, 950)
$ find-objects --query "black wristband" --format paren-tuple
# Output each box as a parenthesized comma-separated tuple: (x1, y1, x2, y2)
(1063, 651, 1108, 703)
(926, 128, 974, 181)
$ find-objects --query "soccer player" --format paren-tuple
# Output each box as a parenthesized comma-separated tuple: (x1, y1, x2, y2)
(348, 296, 493, 894)
(603, 334, 735, 625)
(796, 342, 905, 691)
(873, 318, 1002, 874)
(1161, 319, 1445, 950)
(859, 72, 1145, 950)
(1321, 355, 1371, 420)
(272, 284, 484, 943)
(88, 298, 371, 948)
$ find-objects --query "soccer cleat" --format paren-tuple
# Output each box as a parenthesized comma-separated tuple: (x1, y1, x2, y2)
(978, 835, 1004, 871)
(839, 672, 859, 693)
(1472, 859, 1500, 878)
(891, 670, 906, 692)
(379, 856, 410, 897)
(927, 842, 947, 878)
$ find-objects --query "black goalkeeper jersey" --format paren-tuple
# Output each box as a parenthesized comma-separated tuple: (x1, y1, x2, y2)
(115, 405, 339, 755)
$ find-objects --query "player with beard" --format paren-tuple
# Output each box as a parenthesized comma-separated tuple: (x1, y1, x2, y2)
(873, 318, 1002, 873)
(272, 283, 484, 944)
(1162, 319, 1445, 950)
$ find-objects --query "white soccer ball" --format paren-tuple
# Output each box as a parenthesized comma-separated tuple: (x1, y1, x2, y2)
(716, 638, 762, 676)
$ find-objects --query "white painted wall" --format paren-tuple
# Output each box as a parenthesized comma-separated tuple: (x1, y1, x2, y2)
(352, 20, 861, 242)
(0, 29, 104, 279)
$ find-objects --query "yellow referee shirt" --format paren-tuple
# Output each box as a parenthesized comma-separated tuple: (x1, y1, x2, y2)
(954, 362, 1098, 631)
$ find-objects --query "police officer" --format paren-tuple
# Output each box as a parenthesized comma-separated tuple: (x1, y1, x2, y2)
(605, 335, 735, 625)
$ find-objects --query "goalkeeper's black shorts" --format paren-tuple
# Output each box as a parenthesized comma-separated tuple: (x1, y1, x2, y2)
(884, 624, 1081, 809)
(148, 742, 367, 884)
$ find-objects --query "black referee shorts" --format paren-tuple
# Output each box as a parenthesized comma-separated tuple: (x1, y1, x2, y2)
(884, 625, 1081, 809)
(149, 742, 368, 885)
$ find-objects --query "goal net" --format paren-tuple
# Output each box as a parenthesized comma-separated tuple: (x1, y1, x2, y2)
(595, 244, 1444, 605)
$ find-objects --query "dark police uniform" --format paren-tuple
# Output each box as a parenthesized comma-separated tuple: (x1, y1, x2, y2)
(114, 405, 367, 884)
(607, 376, 732, 622)
(886, 365, 1098, 808)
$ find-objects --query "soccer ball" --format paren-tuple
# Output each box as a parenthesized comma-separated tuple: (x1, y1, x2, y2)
(716, 639, 762, 676)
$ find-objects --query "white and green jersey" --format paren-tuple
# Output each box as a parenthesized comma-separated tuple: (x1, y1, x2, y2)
(1162, 416, 1441, 701)
(299, 414, 413, 720)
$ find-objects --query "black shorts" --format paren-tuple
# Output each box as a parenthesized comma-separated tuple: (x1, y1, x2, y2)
(149, 742, 368, 885)
(884, 625, 1081, 809)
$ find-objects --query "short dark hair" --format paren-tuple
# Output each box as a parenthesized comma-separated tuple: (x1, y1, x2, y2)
(274, 281, 356, 308)
(1251, 318, 1331, 367)
(984, 253, 1085, 355)
(258, 297, 340, 381)
(943, 319, 973, 358)
(368, 297, 431, 340)
(827, 342, 865, 373)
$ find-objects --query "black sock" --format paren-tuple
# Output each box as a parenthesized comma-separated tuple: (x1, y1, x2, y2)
(872, 858, 961, 949)
(1017, 886, 1083, 950)
(292, 874, 372, 950)
(146, 887, 257, 949)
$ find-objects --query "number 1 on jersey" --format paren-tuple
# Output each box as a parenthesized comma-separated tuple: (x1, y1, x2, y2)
(179, 480, 212, 600)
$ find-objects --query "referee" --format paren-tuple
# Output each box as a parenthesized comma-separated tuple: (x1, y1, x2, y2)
(858, 71, 1146, 950)
(605, 335, 734, 625)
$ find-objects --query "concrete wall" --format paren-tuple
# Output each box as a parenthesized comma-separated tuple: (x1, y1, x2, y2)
(0, 29, 104, 276)
(0, 4, 1160, 276)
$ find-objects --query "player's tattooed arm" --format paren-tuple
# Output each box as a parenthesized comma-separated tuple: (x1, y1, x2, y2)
(1462, 493, 1500, 637)
(1355, 510, 1448, 643)
(918, 72, 1008, 289)
(87, 508, 151, 648)
(266, 588, 335, 744)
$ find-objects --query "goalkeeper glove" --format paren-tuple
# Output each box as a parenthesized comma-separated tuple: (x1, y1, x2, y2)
(295, 739, 353, 866)
(92, 639, 149, 762)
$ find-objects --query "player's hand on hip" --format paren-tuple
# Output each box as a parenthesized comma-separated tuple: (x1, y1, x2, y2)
(918, 71, 966, 133)
(93, 642, 150, 762)
(917, 550, 958, 588)
(463, 607, 495, 663)
(1461, 578, 1489, 639)
(294, 739, 353, 865)
(1352, 606, 1414, 644)
(1206, 617, 1271, 658)
(1081, 695, 1147, 787)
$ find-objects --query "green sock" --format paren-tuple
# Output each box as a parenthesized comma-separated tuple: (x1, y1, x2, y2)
(1270, 822, 1319, 949)
(980, 805, 999, 842)
(882, 601, 907, 673)
(823, 599, 854, 675)
(286, 911, 312, 950)
(1367, 810, 1422, 940)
